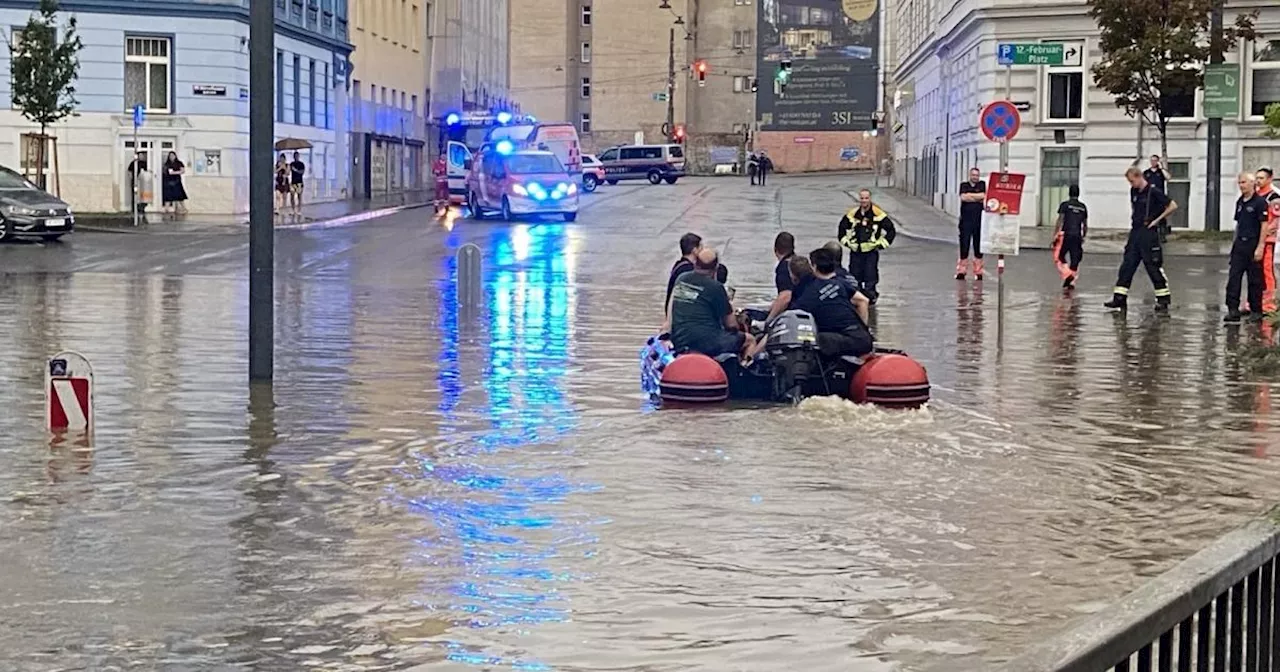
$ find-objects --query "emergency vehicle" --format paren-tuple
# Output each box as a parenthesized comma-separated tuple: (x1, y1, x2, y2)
(438, 111, 582, 206)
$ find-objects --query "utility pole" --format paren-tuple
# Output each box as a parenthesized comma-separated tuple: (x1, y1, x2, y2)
(1205, 0, 1224, 231)
(248, 0, 274, 382)
(666, 26, 676, 142)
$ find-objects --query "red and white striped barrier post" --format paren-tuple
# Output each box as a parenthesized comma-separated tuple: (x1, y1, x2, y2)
(46, 351, 94, 433)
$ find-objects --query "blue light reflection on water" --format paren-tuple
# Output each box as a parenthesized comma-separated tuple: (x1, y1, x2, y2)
(401, 223, 597, 669)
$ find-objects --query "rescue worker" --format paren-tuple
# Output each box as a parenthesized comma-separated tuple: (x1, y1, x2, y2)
(666, 247, 759, 358)
(1104, 166, 1178, 311)
(1143, 155, 1170, 193)
(792, 247, 874, 357)
(1052, 185, 1088, 289)
(765, 232, 797, 322)
(1255, 165, 1280, 315)
(747, 152, 759, 185)
(956, 167, 987, 280)
(432, 153, 449, 216)
(1225, 171, 1269, 323)
(837, 188, 896, 303)
(756, 151, 772, 186)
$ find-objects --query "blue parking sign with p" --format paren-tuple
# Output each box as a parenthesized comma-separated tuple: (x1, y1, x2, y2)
(998, 44, 1014, 65)
(132, 104, 144, 128)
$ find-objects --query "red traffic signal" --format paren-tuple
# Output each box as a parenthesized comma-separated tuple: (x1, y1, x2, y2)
(674, 124, 686, 142)
(695, 60, 707, 86)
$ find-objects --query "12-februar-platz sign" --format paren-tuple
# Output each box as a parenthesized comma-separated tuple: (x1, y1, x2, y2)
(997, 43, 1066, 66)
(1203, 63, 1240, 119)
(756, 0, 879, 131)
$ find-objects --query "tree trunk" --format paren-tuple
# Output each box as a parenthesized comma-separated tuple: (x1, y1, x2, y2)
(1136, 116, 1145, 164)
(36, 124, 46, 190)
(1159, 121, 1169, 168)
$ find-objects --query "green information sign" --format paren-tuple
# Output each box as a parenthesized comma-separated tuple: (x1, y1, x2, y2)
(1203, 63, 1240, 119)
(997, 43, 1065, 66)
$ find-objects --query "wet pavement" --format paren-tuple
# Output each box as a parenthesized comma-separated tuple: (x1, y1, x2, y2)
(1, 174, 1279, 671)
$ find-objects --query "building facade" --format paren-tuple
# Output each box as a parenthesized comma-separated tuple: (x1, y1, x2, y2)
(348, 0, 429, 196)
(0, 0, 353, 215)
(431, 0, 511, 116)
(891, 0, 1280, 230)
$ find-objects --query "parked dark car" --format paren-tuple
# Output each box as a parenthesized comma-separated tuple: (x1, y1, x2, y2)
(0, 166, 74, 241)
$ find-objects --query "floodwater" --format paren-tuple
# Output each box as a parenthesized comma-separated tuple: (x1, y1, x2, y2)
(2, 177, 1280, 671)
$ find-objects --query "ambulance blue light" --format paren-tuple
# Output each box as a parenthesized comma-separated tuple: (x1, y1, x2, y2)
(495, 140, 515, 155)
(496, 111, 513, 124)
(445, 113, 461, 126)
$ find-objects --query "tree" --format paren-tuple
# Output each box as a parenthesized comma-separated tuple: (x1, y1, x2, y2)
(8, 0, 82, 186)
(1264, 102, 1280, 139)
(1089, 0, 1257, 162)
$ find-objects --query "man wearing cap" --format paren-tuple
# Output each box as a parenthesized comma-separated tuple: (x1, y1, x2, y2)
(1256, 166, 1280, 315)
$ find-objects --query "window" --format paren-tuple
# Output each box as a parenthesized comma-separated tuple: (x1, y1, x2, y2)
(125, 36, 171, 113)
(735, 0, 750, 4)
(1249, 40, 1280, 117)
(1042, 40, 1084, 122)
(580, 112, 591, 133)
(581, 42, 591, 63)
(581, 77, 591, 98)
(733, 30, 753, 49)
(276, 50, 285, 121)
(598, 147, 618, 161)
(292, 54, 301, 125)
(308, 59, 317, 126)
(1159, 81, 1197, 120)
(581, 4, 591, 26)
(733, 75, 747, 92)
(411, 4, 419, 50)
(323, 63, 331, 129)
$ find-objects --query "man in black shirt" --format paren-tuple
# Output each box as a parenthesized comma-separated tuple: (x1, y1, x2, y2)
(1225, 172, 1270, 322)
(667, 248, 756, 357)
(766, 231, 797, 322)
(1053, 185, 1088, 289)
(289, 151, 306, 215)
(1143, 155, 1169, 193)
(665, 232, 702, 311)
(956, 167, 987, 280)
(793, 247, 873, 357)
(1105, 167, 1178, 311)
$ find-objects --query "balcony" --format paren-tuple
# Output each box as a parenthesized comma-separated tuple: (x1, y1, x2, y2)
(348, 99, 428, 140)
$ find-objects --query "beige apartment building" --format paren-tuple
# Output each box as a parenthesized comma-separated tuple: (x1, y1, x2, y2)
(348, 0, 431, 196)
(433, 0, 513, 114)
(509, 0, 755, 162)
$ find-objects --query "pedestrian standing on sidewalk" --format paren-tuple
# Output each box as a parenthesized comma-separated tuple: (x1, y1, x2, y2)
(161, 151, 188, 216)
(757, 151, 772, 186)
(956, 167, 986, 280)
(1051, 184, 1087, 289)
(747, 152, 759, 185)
(274, 153, 291, 217)
(1224, 172, 1269, 323)
(1143, 155, 1170, 193)
(1104, 166, 1178, 312)
(289, 151, 306, 216)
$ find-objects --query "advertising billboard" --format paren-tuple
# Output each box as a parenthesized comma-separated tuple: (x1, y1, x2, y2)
(756, 0, 880, 131)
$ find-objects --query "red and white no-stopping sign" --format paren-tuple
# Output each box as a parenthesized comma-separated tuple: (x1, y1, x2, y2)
(46, 351, 94, 432)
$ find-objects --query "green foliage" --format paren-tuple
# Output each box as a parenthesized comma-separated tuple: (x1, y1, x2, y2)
(8, 0, 82, 133)
(1264, 102, 1280, 139)
(1240, 341, 1280, 376)
(1088, 0, 1257, 135)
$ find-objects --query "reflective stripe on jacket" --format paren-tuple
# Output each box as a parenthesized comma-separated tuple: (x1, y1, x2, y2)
(839, 205, 896, 252)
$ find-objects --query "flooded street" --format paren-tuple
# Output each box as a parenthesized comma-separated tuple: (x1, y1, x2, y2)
(2, 174, 1279, 671)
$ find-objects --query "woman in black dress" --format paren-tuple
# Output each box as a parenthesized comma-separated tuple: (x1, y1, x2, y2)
(275, 153, 291, 216)
(162, 151, 188, 215)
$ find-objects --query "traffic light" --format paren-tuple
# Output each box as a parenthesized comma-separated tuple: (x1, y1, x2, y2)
(750, 77, 758, 93)
(696, 60, 708, 87)
(776, 58, 792, 97)
(674, 124, 686, 143)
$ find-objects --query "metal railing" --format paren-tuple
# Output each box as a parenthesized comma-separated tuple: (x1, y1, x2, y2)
(999, 508, 1280, 672)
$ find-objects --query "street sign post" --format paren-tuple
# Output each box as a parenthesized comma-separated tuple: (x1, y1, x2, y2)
(997, 43, 1066, 66)
(652, 92, 668, 102)
(131, 104, 144, 228)
(46, 351, 94, 433)
(1203, 63, 1240, 119)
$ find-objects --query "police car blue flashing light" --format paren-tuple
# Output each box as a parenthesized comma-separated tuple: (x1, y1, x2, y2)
(445, 113, 461, 125)
(496, 111, 513, 124)
(495, 140, 516, 155)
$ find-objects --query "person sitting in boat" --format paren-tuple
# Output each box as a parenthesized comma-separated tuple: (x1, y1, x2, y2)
(792, 247, 874, 357)
(665, 232, 731, 314)
(822, 240, 860, 295)
(665, 247, 760, 358)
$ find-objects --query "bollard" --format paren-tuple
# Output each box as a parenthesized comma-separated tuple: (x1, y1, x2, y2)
(456, 243, 483, 311)
(46, 350, 94, 434)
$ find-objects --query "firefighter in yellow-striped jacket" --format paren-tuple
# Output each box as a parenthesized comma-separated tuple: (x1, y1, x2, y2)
(838, 188, 896, 304)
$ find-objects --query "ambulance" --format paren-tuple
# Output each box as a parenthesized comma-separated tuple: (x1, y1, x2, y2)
(439, 111, 582, 206)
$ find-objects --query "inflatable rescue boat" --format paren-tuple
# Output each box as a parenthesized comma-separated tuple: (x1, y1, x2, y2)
(641, 307, 930, 408)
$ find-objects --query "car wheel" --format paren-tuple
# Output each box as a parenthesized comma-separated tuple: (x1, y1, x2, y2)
(582, 174, 598, 192)
(41, 234, 64, 242)
(664, 176, 679, 185)
(606, 179, 618, 185)
(501, 197, 513, 221)
(0, 220, 11, 242)
(469, 192, 485, 219)
(563, 211, 577, 222)
(647, 170, 663, 185)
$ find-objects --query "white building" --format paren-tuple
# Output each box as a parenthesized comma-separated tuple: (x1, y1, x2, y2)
(891, 0, 1280, 230)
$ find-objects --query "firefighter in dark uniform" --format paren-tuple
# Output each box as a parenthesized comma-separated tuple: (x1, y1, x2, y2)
(1105, 166, 1178, 311)
(1225, 171, 1270, 323)
(838, 188, 896, 304)
(1052, 184, 1088, 289)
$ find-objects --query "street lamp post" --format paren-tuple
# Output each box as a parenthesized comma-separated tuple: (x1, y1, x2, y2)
(248, 0, 274, 382)
(666, 26, 676, 142)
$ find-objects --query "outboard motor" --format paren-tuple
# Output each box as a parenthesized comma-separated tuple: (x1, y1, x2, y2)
(764, 310, 823, 402)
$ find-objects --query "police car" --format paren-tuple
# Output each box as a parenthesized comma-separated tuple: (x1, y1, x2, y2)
(596, 144, 686, 185)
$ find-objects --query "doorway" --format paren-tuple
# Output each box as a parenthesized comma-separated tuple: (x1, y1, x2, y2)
(1166, 160, 1190, 229)
(120, 137, 176, 211)
(1039, 148, 1080, 226)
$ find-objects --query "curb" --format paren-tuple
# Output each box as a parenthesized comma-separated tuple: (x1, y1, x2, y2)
(76, 201, 430, 235)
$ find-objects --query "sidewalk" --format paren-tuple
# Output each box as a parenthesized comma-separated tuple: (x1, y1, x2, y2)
(77, 189, 433, 234)
(864, 186, 1235, 257)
